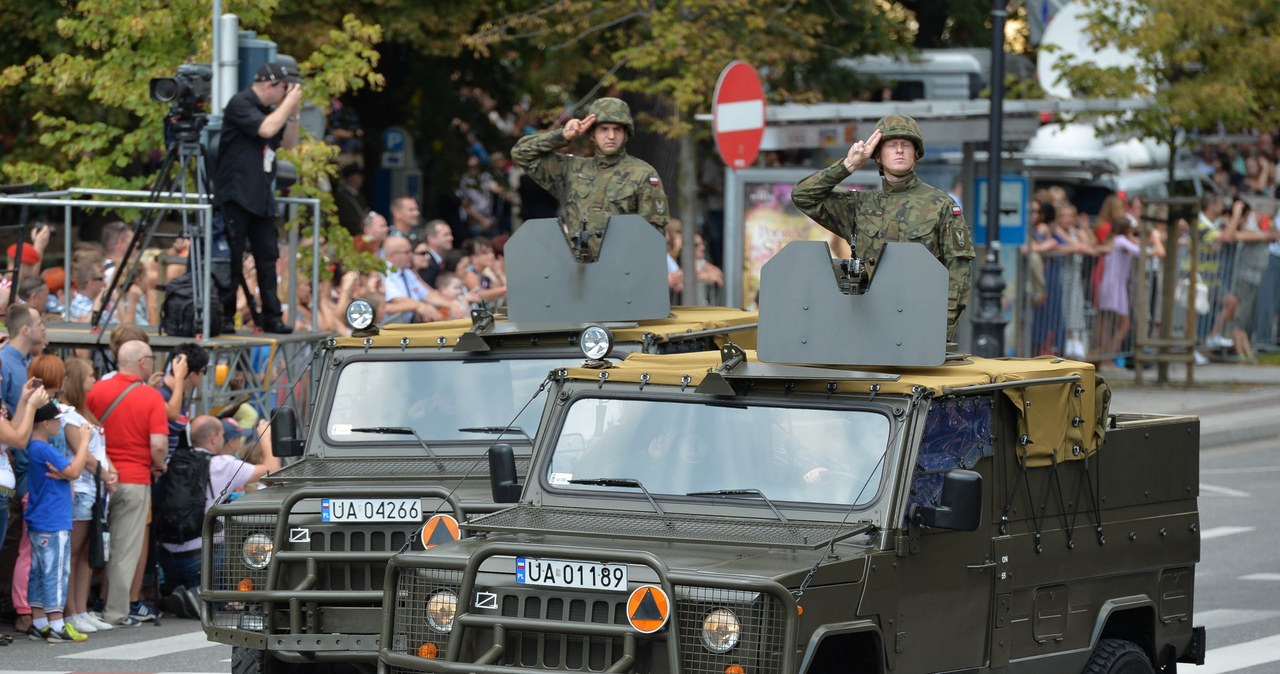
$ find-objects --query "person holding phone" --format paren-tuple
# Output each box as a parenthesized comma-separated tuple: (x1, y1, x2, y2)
(214, 60, 303, 335)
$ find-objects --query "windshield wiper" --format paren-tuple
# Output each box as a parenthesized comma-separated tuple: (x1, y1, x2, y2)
(569, 477, 665, 516)
(686, 488, 788, 522)
(458, 426, 532, 441)
(351, 426, 442, 466)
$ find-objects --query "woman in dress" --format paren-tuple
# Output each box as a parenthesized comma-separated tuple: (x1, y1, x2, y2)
(1094, 218, 1141, 370)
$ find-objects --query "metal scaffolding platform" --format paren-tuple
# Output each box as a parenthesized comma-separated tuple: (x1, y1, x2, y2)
(45, 322, 324, 420)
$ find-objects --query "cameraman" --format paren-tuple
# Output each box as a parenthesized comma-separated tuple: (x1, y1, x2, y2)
(213, 61, 302, 334)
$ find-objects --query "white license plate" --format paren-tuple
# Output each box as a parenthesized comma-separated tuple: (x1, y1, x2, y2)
(516, 557, 628, 592)
(321, 498, 422, 522)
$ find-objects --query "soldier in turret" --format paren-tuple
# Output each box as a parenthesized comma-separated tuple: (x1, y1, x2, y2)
(792, 114, 975, 340)
(511, 97, 669, 256)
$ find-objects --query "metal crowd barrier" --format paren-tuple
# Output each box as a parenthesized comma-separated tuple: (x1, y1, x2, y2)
(2, 188, 322, 333)
(1005, 214, 1254, 372)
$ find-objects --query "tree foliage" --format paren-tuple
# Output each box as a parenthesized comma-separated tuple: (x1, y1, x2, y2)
(0, 0, 385, 274)
(898, 0, 992, 48)
(1053, 0, 1280, 144)
(465, 0, 913, 136)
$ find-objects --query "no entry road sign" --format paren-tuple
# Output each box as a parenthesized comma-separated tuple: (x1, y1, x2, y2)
(713, 61, 766, 169)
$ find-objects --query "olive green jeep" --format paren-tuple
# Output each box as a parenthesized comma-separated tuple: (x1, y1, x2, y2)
(199, 217, 755, 673)
(378, 242, 1204, 673)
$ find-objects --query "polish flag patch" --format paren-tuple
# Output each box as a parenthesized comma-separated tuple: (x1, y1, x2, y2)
(952, 206, 962, 215)
(649, 176, 661, 185)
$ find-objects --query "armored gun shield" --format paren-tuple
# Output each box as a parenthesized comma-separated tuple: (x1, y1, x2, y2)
(757, 241, 947, 366)
(506, 216, 670, 323)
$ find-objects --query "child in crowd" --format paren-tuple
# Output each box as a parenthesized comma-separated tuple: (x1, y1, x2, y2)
(24, 401, 91, 643)
(432, 272, 471, 320)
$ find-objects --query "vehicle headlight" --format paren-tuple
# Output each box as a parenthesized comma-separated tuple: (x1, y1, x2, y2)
(242, 533, 274, 570)
(425, 589, 458, 633)
(345, 298, 375, 330)
(579, 325, 614, 360)
(700, 607, 740, 653)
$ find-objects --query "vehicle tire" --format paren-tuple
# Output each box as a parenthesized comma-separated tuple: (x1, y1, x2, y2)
(232, 646, 299, 674)
(1083, 638, 1154, 674)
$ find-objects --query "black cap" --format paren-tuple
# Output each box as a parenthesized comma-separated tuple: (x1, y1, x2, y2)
(34, 402, 60, 423)
(255, 61, 302, 84)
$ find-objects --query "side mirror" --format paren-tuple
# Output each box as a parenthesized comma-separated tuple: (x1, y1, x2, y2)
(910, 469, 982, 531)
(489, 443, 523, 503)
(270, 406, 305, 458)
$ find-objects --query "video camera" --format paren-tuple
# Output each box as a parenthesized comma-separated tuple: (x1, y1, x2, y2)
(150, 63, 212, 148)
(149, 63, 212, 108)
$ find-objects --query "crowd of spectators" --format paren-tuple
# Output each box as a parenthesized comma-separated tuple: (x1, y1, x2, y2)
(0, 217, 202, 334)
(0, 320, 276, 643)
(1021, 131, 1280, 367)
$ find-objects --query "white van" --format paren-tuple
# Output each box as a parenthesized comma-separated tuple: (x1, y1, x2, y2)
(838, 50, 982, 101)
(1021, 123, 1216, 214)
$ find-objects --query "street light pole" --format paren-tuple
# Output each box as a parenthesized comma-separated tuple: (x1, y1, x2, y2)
(972, 0, 1008, 358)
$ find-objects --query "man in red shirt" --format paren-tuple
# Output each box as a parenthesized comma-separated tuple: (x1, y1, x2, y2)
(86, 339, 168, 627)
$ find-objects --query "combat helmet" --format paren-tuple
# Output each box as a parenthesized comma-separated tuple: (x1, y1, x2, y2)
(586, 97, 635, 137)
(874, 114, 924, 160)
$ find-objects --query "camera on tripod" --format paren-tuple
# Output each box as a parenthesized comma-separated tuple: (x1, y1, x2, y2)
(149, 63, 212, 108)
(150, 63, 212, 147)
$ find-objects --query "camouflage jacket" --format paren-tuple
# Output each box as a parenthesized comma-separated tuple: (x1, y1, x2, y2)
(792, 162, 975, 339)
(511, 129, 669, 255)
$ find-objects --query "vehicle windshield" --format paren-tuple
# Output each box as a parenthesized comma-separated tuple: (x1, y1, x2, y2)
(546, 398, 891, 506)
(325, 358, 559, 446)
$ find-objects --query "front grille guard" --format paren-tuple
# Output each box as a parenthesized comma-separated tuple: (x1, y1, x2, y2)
(201, 485, 465, 644)
(380, 542, 799, 673)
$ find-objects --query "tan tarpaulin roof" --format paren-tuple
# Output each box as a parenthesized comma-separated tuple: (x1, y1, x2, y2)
(564, 351, 1105, 468)
(332, 307, 758, 350)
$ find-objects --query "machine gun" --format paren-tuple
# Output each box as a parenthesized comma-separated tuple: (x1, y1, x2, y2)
(835, 253, 872, 295)
(569, 216, 594, 263)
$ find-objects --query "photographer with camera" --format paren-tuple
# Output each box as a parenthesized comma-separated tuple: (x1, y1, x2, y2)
(213, 61, 302, 334)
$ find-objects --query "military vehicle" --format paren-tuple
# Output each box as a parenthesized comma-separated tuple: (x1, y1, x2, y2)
(200, 217, 756, 673)
(378, 241, 1204, 673)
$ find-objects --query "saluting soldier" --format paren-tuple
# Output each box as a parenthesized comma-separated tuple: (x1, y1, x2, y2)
(792, 114, 975, 340)
(511, 97, 669, 256)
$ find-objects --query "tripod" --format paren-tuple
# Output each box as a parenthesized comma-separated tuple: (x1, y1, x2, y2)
(92, 110, 252, 345)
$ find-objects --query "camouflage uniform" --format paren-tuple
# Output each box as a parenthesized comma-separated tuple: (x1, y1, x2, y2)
(511, 98, 669, 256)
(792, 114, 975, 339)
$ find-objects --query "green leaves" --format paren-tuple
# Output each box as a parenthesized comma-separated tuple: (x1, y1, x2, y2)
(3, 1, 382, 274)
(460, 0, 911, 136)
(1055, 0, 1280, 141)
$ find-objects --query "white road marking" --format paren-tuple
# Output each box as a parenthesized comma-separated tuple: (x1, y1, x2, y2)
(1202, 465, 1280, 475)
(1194, 608, 1280, 630)
(1201, 483, 1251, 498)
(56, 628, 218, 660)
(1200, 525, 1256, 540)
(1196, 633, 1280, 673)
(1240, 573, 1280, 582)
